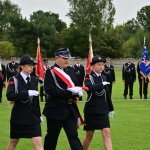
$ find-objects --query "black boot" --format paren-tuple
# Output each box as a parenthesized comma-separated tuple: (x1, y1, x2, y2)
(144, 95, 147, 99)
(130, 96, 133, 99)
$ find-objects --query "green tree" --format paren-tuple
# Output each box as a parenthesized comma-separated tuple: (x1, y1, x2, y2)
(67, 0, 115, 32)
(0, 0, 22, 40)
(124, 18, 140, 34)
(30, 10, 67, 57)
(0, 41, 16, 57)
(137, 5, 150, 32)
(67, 0, 116, 57)
(61, 27, 89, 57)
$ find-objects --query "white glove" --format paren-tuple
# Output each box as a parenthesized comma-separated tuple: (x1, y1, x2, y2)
(109, 111, 114, 118)
(28, 90, 39, 96)
(77, 90, 83, 97)
(77, 118, 81, 128)
(102, 82, 110, 86)
(40, 116, 44, 124)
(68, 87, 82, 94)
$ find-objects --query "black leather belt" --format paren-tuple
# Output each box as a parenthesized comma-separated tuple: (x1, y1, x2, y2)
(51, 99, 74, 104)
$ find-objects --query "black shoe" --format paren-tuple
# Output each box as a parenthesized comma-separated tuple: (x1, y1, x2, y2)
(130, 96, 133, 99)
(124, 95, 127, 99)
(144, 95, 147, 99)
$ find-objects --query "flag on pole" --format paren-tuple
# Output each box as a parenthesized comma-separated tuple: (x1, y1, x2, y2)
(85, 33, 93, 74)
(139, 37, 150, 81)
(36, 37, 45, 80)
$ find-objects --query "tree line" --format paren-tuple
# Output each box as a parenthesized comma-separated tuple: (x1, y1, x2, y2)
(0, 0, 150, 58)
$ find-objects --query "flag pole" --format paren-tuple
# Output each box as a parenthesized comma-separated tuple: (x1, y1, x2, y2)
(89, 32, 93, 58)
(37, 37, 40, 49)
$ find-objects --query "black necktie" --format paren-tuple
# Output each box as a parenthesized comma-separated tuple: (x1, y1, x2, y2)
(26, 77, 31, 88)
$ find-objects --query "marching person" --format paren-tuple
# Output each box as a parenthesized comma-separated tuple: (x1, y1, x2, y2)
(43, 48, 83, 150)
(73, 56, 85, 101)
(0, 56, 6, 103)
(6, 54, 19, 81)
(103, 57, 115, 98)
(6, 55, 43, 150)
(83, 55, 114, 150)
(122, 56, 136, 99)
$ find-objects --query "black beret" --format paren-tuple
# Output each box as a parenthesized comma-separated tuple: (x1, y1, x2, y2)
(75, 56, 81, 60)
(126, 56, 133, 59)
(90, 55, 106, 65)
(19, 55, 36, 65)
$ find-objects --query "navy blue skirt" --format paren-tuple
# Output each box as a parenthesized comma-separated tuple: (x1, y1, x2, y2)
(84, 113, 110, 131)
(10, 122, 41, 139)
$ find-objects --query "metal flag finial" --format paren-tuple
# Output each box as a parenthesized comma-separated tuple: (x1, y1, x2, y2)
(144, 36, 146, 47)
(37, 37, 40, 48)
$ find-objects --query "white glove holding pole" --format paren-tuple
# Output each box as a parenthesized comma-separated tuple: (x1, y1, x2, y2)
(77, 90, 83, 97)
(68, 87, 82, 94)
(102, 82, 110, 86)
(28, 90, 39, 96)
(109, 111, 114, 118)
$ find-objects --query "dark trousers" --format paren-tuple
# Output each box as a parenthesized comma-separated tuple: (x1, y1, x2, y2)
(138, 78, 148, 99)
(44, 116, 83, 150)
(123, 81, 134, 97)
(108, 83, 113, 97)
(0, 84, 3, 103)
(40, 86, 45, 102)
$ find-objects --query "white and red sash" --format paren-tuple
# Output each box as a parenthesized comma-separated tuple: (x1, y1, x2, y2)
(51, 66, 85, 125)
(51, 67, 89, 91)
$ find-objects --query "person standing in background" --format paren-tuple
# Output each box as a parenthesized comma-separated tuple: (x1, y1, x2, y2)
(6, 54, 19, 81)
(122, 56, 136, 99)
(40, 58, 50, 102)
(73, 56, 85, 101)
(103, 57, 115, 98)
(0, 56, 6, 103)
(137, 60, 149, 99)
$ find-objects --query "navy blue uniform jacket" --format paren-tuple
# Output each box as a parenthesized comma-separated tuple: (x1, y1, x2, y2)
(43, 64, 80, 120)
(84, 71, 114, 115)
(6, 73, 41, 125)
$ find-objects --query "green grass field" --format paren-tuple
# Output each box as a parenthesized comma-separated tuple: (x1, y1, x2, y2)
(0, 70, 150, 150)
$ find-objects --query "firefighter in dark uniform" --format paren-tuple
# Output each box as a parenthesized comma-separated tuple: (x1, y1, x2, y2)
(0, 56, 6, 103)
(40, 58, 49, 102)
(103, 57, 115, 98)
(122, 56, 136, 99)
(43, 48, 83, 150)
(6, 55, 43, 150)
(6, 54, 19, 81)
(83, 55, 114, 150)
(137, 60, 149, 99)
(73, 56, 85, 101)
